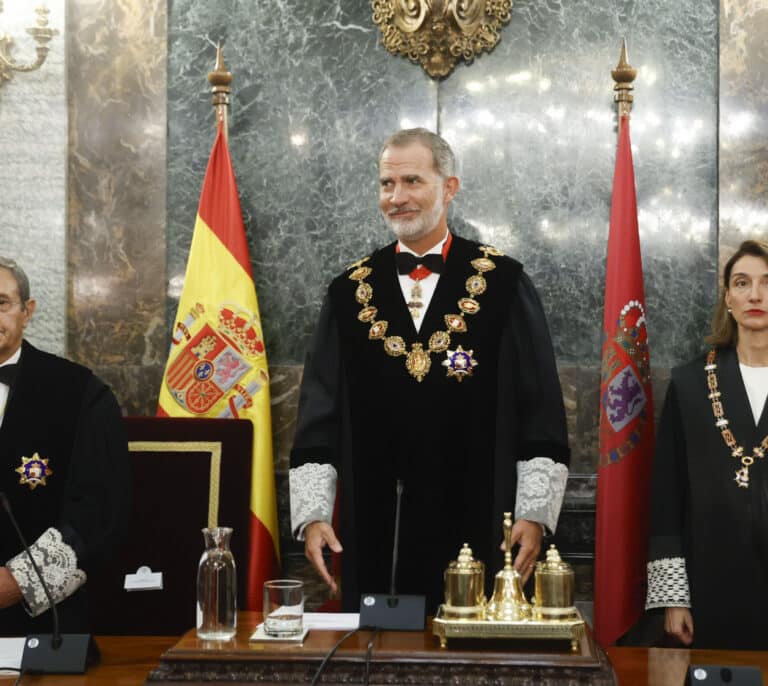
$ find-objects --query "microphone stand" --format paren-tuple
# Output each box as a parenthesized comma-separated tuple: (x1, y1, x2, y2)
(358, 480, 425, 630)
(0, 493, 92, 673)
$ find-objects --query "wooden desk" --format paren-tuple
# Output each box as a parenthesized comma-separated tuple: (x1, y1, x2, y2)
(146, 612, 614, 685)
(0, 631, 766, 685)
(0, 636, 177, 686)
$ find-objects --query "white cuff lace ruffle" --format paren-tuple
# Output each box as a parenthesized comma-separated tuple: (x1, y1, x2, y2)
(646, 556, 691, 609)
(289, 463, 337, 540)
(6, 527, 86, 617)
(515, 457, 569, 534)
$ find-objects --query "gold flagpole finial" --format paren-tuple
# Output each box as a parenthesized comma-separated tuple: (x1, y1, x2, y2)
(612, 38, 637, 125)
(208, 41, 233, 139)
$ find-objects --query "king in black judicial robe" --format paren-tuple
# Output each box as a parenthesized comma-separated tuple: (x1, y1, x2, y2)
(649, 346, 768, 649)
(291, 235, 570, 611)
(0, 341, 130, 636)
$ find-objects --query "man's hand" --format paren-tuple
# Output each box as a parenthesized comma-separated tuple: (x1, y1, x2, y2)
(500, 519, 543, 585)
(664, 607, 694, 645)
(304, 521, 343, 593)
(0, 567, 22, 609)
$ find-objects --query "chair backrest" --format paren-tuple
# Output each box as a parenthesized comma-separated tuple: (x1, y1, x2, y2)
(88, 416, 252, 635)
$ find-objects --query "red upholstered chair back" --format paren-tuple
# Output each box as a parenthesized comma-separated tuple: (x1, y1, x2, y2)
(88, 417, 252, 635)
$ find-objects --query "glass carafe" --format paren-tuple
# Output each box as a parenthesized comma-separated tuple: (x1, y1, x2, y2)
(196, 526, 237, 640)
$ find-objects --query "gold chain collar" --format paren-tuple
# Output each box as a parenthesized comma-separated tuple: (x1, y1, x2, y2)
(346, 245, 503, 382)
(705, 348, 768, 488)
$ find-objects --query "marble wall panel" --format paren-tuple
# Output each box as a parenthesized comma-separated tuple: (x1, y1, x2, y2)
(67, 0, 167, 415)
(168, 0, 437, 364)
(720, 0, 768, 269)
(0, 0, 66, 355)
(439, 0, 718, 369)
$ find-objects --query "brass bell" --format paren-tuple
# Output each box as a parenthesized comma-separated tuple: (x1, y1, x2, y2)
(533, 544, 577, 620)
(486, 512, 531, 621)
(443, 543, 486, 619)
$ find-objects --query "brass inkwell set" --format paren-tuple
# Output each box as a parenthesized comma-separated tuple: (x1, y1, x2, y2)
(433, 512, 585, 651)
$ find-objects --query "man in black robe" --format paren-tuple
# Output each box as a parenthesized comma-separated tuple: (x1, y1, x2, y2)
(0, 256, 130, 635)
(289, 129, 570, 611)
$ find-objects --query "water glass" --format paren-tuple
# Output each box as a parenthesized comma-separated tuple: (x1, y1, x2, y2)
(263, 579, 304, 637)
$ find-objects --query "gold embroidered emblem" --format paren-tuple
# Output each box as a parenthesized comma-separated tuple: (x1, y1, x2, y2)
(346, 256, 370, 271)
(349, 266, 372, 282)
(406, 344, 431, 382)
(369, 321, 388, 339)
(384, 336, 407, 356)
(466, 274, 487, 295)
(480, 246, 504, 257)
(356, 283, 373, 304)
(358, 306, 378, 323)
(458, 298, 480, 315)
(15, 453, 53, 490)
(428, 331, 450, 353)
(445, 314, 467, 333)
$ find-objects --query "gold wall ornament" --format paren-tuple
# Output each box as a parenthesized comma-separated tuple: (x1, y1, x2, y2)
(0, 3, 58, 89)
(371, 0, 513, 79)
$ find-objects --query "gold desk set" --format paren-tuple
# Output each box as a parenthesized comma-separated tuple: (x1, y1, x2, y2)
(433, 512, 586, 651)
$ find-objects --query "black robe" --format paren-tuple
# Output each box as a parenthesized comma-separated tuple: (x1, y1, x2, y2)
(649, 346, 768, 649)
(0, 341, 131, 635)
(291, 235, 569, 611)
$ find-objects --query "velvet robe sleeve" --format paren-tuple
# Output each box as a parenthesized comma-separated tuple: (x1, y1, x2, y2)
(503, 271, 570, 463)
(290, 294, 341, 469)
(646, 378, 691, 607)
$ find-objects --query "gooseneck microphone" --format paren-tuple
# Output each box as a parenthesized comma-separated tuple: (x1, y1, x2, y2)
(0, 493, 61, 648)
(0, 492, 91, 673)
(389, 479, 403, 599)
(358, 479, 425, 630)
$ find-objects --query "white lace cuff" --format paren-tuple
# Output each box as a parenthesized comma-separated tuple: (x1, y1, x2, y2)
(289, 463, 337, 541)
(646, 556, 691, 609)
(6, 527, 86, 618)
(515, 457, 569, 534)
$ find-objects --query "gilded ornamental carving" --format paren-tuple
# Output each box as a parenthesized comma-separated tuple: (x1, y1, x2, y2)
(371, 0, 513, 78)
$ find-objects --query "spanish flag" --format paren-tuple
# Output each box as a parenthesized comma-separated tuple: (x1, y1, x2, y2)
(158, 123, 279, 609)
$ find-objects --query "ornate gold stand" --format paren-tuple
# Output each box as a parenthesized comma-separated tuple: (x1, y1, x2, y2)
(432, 604, 586, 652)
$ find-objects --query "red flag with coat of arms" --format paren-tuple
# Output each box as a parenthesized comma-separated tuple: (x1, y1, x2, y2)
(157, 124, 279, 609)
(594, 116, 655, 645)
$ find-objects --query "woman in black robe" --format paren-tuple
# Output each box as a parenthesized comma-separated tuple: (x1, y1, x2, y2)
(647, 239, 768, 649)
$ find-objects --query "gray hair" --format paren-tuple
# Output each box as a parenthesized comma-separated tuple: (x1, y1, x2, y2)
(379, 128, 456, 178)
(0, 257, 31, 305)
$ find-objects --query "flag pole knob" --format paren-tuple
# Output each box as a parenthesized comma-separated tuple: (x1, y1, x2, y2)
(612, 38, 637, 123)
(208, 41, 233, 139)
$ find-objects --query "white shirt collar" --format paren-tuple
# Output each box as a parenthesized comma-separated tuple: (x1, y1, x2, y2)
(397, 231, 449, 258)
(0, 346, 21, 368)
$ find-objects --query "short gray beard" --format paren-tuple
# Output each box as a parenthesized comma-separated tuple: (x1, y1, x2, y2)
(384, 194, 445, 243)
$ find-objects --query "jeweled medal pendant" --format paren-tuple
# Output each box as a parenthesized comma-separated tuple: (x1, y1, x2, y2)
(15, 452, 53, 490)
(735, 467, 750, 488)
(406, 343, 431, 382)
(442, 346, 478, 382)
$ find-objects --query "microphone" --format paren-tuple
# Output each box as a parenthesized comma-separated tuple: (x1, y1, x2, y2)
(358, 480, 425, 630)
(0, 492, 92, 673)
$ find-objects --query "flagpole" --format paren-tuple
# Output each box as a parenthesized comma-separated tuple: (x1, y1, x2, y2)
(612, 38, 637, 132)
(208, 42, 232, 140)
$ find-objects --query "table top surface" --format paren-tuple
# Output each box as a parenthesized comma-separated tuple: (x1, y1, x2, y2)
(0, 614, 766, 686)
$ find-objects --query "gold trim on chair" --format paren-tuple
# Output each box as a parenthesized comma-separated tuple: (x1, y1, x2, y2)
(128, 441, 223, 529)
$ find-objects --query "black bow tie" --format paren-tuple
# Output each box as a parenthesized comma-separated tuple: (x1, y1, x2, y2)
(395, 252, 444, 275)
(0, 363, 18, 387)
